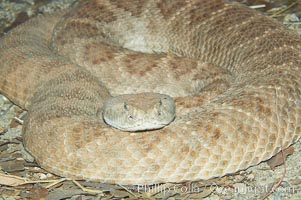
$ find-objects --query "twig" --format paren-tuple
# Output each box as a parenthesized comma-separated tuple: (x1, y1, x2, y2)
(261, 146, 286, 200)
(72, 179, 104, 195)
(270, 1, 300, 18)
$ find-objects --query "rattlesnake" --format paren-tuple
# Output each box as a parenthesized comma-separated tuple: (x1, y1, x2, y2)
(0, 0, 301, 185)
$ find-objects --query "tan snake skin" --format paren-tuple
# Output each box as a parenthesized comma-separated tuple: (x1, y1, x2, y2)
(0, 0, 301, 184)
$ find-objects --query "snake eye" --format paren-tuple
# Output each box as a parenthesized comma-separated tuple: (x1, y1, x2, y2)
(124, 102, 129, 111)
(128, 115, 133, 120)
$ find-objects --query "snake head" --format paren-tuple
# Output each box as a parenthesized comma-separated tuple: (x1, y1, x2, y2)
(103, 93, 176, 132)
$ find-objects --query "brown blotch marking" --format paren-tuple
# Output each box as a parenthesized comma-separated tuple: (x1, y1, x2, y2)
(122, 53, 157, 76)
(189, 11, 210, 25)
(176, 96, 210, 109)
(213, 129, 221, 139)
(72, 126, 82, 135)
(212, 112, 221, 118)
(254, 96, 264, 110)
(180, 145, 190, 154)
(204, 125, 214, 134)
(92, 58, 102, 65)
(54, 20, 99, 48)
(268, 134, 277, 143)
(156, 0, 187, 20)
(167, 57, 198, 80)
(138, 134, 160, 154)
(69, 128, 95, 170)
(74, 1, 117, 23)
(84, 43, 116, 65)
(192, 64, 219, 81)
(147, 164, 160, 172)
(66, 20, 99, 38)
(265, 107, 272, 117)
(109, 0, 147, 17)
(54, 34, 67, 46)
(256, 104, 265, 117)
(91, 51, 115, 65)
(175, 97, 189, 108)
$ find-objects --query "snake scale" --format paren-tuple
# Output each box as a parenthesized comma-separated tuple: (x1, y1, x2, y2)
(0, 0, 301, 184)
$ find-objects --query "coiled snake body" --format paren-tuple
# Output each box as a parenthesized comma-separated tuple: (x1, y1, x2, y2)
(0, 0, 301, 184)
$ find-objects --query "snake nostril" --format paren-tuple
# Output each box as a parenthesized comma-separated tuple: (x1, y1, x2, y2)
(124, 102, 129, 111)
(156, 100, 163, 109)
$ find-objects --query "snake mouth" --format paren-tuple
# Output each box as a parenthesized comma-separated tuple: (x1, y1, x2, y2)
(103, 117, 175, 132)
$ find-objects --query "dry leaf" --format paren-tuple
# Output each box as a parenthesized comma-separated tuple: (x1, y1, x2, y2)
(20, 185, 48, 200)
(0, 172, 26, 186)
(267, 146, 294, 170)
